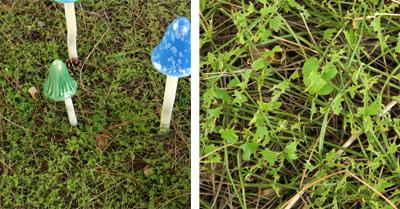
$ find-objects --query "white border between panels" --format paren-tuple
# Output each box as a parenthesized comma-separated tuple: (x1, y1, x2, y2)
(191, 0, 200, 208)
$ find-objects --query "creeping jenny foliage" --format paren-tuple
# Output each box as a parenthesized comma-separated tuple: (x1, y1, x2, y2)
(0, 0, 190, 208)
(201, 0, 400, 208)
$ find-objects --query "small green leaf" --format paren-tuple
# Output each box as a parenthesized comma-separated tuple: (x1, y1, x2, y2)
(268, 15, 283, 32)
(116, 56, 123, 62)
(227, 79, 239, 88)
(233, 90, 247, 106)
(247, 2, 254, 13)
(220, 128, 239, 143)
(260, 148, 280, 166)
(305, 71, 326, 95)
(272, 79, 289, 92)
(285, 141, 298, 160)
(249, 109, 265, 125)
(395, 33, 400, 53)
(371, 17, 382, 32)
(258, 0, 267, 4)
(322, 63, 338, 80)
(254, 124, 270, 145)
(323, 29, 336, 40)
(252, 58, 266, 70)
(204, 144, 221, 162)
(207, 107, 222, 118)
(370, 0, 379, 5)
(203, 88, 217, 104)
(289, 70, 299, 80)
(200, 0, 206, 11)
(331, 94, 344, 115)
(240, 140, 258, 160)
(318, 82, 334, 95)
(302, 57, 319, 78)
(358, 100, 379, 116)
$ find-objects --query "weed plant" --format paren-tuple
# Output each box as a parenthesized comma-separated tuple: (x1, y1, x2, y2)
(201, 0, 400, 208)
(0, 0, 190, 208)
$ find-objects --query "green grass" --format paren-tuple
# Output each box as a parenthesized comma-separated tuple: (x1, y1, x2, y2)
(0, 0, 190, 208)
(200, 0, 400, 208)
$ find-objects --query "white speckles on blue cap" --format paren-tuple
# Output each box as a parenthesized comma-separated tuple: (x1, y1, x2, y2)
(55, 0, 79, 2)
(151, 17, 191, 77)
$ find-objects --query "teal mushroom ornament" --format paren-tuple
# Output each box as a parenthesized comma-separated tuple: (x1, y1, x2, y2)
(43, 60, 78, 127)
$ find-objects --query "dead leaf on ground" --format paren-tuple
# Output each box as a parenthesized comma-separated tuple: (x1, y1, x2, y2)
(95, 131, 109, 151)
(250, 48, 281, 64)
(143, 165, 151, 177)
(28, 87, 38, 99)
(259, 187, 285, 198)
(35, 18, 46, 27)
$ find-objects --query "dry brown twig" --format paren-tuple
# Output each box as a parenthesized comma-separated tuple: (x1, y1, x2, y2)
(200, 143, 235, 161)
(281, 170, 396, 209)
(79, 27, 111, 90)
(353, 13, 400, 29)
(283, 98, 400, 208)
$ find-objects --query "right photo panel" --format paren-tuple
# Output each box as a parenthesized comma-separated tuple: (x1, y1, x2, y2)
(200, 0, 400, 208)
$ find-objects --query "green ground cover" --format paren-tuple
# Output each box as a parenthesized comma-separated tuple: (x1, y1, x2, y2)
(200, 0, 400, 208)
(0, 0, 190, 208)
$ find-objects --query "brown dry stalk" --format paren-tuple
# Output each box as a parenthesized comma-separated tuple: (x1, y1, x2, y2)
(0, 191, 21, 209)
(76, 180, 127, 209)
(79, 27, 111, 90)
(200, 143, 235, 161)
(346, 171, 396, 208)
(271, 35, 320, 55)
(300, 113, 334, 187)
(280, 170, 347, 209)
(0, 113, 37, 134)
(353, 13, 400, 29)
(281, 170, 396, 208)
(199, 10, 210, 28)
(84, 169, 143, 189)
(284, 98, 400, 208)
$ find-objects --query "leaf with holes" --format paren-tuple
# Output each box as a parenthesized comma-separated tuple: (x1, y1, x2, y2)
(204, 144, 221, 162)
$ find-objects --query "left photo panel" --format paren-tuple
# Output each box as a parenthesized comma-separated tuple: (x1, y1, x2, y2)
(0, 0, 191, 208)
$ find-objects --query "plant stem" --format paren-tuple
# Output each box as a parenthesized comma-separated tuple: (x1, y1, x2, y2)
(64, 3, 78, 59)
(160, 75, 178, 132)
(64, 97, 78, 127)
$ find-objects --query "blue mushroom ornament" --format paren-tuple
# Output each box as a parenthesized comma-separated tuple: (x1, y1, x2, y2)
(151, 17, 191, 131)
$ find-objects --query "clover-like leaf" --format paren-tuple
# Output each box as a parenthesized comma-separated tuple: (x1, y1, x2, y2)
(302, 57, 319, 77)
(322, 63, 338, 80)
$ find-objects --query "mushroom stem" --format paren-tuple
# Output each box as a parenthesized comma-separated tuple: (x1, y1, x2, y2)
(64, 97, 78, 127)
(160, 75, 179, 132)
(64, 3, 78, 59)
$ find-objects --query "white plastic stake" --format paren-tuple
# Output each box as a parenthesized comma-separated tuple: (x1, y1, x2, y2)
(64, 3, 78, 59)
(160, 75, 179, 132)
(64, 97, 78, 127)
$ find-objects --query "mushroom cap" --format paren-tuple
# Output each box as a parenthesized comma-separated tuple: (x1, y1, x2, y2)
(55, 0, 79, 3)
(43, 59, 77, 101)
(151, 16, 191, 77)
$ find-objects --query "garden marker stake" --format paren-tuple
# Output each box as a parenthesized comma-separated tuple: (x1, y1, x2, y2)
(55, 0, 79, 59)
(43, 60, 78, 127)
(151, 17, 191, 132)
